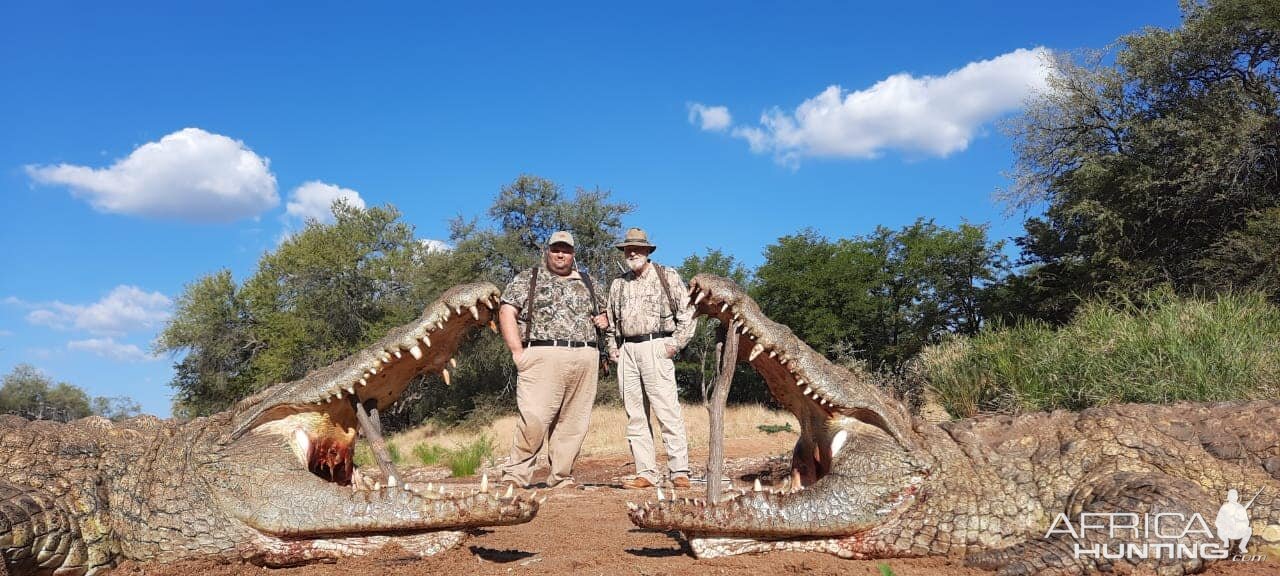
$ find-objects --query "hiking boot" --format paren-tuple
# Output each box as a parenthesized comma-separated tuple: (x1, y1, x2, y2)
(671, 476, 691, 489)
(622, 477, 654, 489)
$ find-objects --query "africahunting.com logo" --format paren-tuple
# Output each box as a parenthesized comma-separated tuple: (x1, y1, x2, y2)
(1045, 488, 1270, 562)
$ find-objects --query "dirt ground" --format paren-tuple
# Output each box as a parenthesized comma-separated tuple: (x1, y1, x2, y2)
(105, 437, 1278, 576)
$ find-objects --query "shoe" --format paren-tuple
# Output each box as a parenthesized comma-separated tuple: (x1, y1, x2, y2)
(548, 478, 577, 490)
(622, 477, 655, 489)
(671, 476, 691, 489)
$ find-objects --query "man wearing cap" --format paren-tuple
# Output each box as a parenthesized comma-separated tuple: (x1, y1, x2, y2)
(497, 231, 609, 490)
(607, 228, 696, 489)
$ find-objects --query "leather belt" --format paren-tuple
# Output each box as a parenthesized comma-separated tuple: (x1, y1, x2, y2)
(622, 331, 673, 344)
(525, 339, 598, 348)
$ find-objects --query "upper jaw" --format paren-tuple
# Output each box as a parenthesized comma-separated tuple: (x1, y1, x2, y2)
(686, 274, 915, 450)
(228, 282, 502, 440)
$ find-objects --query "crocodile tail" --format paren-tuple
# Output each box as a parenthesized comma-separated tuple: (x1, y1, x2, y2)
(0, 481, 97, 576)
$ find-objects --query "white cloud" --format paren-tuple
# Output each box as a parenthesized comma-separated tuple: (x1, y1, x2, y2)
(26, 127, 279, 222)
(25, 286, 171, 336)
(420, 239, 453, 253)
(67, 338, 156, 362)
(687, 103, 732, 132)
(0, 329, 13, 337)
(285, 180, 366, 224)
(721, 47, 1052, 163)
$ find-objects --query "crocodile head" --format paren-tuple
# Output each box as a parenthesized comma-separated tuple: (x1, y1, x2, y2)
(628, 274, 932, 559)
(195, 282, 539, 565)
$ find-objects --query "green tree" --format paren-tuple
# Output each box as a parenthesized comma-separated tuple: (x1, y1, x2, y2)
(1003, 0, 1280, 320)
(1, 364, 94, 422)
(157, 201, 447, 417)
(754, 221, 1007, 372)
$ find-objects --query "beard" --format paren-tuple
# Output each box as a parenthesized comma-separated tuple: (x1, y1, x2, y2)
(626, 256, 648, 272)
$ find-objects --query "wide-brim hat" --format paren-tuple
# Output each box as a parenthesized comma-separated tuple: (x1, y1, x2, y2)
(614, 227, 656, 252)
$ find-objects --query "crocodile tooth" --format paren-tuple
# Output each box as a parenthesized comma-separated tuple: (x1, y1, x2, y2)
(754, 479, 762, 492)
(393, 349, 402, 359)
(442, 369, 451, 386)
(403, 482, 414, 492)
(358, 377, 368, 386)
(379, 351, 392, 362)
(504, 484, 514, 499)
(335, 390, 344, 399)
(796, 378, 807, 387)
(803, 386, 814, 396)
(439, 485, 446, 495)
(831, 430, 849, 458)
(387, 474, 398, 488)
(469, 305, 480, 320)
(369, 366, 379, 376)
(422, 335, 432, 347)
(626, 501, 638, 511)
(450, 357, 457, 368)
(344, 384, 355, 395)
(769, 350, 777, 359)
(489, 320, 498, 333)
(656, 486, 665, 501)
(454, 305, 464, 316)
(720, 303, 729, 313)
(374, 481, 381, 490)
(427, 483, 434, 492)
(693, 290, 706, 306)
(480, 473, 489, 493)
(409, 345, 423, 360)
(749, 344, 764, 361)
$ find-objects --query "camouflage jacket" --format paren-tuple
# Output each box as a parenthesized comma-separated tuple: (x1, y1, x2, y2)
(605, 262, 696, 356)
(501, 261, 606, 343)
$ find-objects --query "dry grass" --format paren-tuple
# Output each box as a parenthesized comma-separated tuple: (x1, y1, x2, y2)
(389, 403, 798, 459)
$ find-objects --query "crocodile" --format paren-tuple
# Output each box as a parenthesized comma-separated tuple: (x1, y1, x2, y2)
(629, 274, 1280, 575)
(0, 282, 540, 575)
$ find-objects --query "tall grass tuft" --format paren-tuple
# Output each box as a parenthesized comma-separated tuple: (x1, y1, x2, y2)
(924, 289, 1280, 418)
(447, 434, 495, 477)
(411, 443, 448, 466)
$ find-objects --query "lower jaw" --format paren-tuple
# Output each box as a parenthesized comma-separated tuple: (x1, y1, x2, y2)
(686, 534, 894, 560)
(246, 530, 466, 567)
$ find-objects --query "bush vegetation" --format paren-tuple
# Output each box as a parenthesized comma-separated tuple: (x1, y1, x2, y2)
(924, 289, 1280, 418)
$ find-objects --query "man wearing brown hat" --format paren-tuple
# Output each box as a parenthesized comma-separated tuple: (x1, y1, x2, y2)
(606, 228, 696, 489)
(497, 230, 609, 490)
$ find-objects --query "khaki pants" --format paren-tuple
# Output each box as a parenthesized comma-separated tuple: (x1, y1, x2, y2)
(501, 346, 598, 487)
(619, 338, 689, 483)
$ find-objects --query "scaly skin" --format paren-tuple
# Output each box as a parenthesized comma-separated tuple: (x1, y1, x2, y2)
(629, 274, 1280, 575)
(0, 283, 540, 575)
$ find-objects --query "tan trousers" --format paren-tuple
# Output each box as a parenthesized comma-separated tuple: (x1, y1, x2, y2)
(619, 338, 689, 483)
(501, 346, 598, 487)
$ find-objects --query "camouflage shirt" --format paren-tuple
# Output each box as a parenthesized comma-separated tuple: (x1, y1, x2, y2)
(605, 262, 696, 355)
(501, 261, 606, 343)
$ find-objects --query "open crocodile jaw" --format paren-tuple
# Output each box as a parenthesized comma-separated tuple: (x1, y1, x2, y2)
(212, 282, 542, 563)
(628, 274, 927, 557)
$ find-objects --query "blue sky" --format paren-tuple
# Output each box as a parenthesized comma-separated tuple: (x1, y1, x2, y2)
(0, 1, 1182, 416)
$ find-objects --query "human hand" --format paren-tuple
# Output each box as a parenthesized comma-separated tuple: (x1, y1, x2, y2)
(512, 350, 526, 367)
(664, 344, 677, 358)
(609, 350, 619, 363)
(593, 313, 609, 329)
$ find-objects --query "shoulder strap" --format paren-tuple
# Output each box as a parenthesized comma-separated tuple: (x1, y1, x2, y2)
(652, 263, 679, 318)
(578, 269, 602, 315)
(524, 266, 538, 342)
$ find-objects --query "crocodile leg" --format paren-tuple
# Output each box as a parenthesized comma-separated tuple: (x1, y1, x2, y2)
(0, 480, 94, 576)
(966, 471, 1221, 576)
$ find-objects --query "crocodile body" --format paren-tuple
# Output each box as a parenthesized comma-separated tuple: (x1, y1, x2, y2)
(0, 283, 540, 575)
(630, 274, 1280, 575)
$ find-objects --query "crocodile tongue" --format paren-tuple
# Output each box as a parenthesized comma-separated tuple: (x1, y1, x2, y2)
(351, 396, 401, 487)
